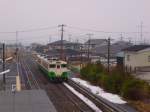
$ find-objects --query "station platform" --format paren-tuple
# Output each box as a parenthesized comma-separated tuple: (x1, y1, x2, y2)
(0, 89, 57, 112)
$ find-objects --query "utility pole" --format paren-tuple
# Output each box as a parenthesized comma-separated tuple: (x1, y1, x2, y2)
(16, 31, 18, 56)
(16, 31, 19, 76)
(80, 45, 83, 68)
(58, 24, 66, 60)
(87, 34, 93, 63)
(107, 37, 111, 74)
(2, 43, 6, 84)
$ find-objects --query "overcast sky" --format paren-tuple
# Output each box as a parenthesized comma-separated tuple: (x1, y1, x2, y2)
(0, 0, 150, 44)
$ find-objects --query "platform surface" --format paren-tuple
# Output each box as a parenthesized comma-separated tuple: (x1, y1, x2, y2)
(0, 89, 57, 112)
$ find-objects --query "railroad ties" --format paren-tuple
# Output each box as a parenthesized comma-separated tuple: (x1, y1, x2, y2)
(19, 53, 40, 90)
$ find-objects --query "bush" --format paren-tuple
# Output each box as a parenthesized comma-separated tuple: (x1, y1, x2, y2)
(100, 72, 124, 94)
(121, 78, 150, 100)
(80, 63, 150, 101)
(80, 63, 103, 83)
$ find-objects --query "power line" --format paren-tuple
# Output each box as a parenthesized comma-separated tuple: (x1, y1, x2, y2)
(0, 32, 15, 34)
(0, 26, 57, 34)
(19, 26, 58, 32)
(67, 25, 150, 34)
(0, 25, 149, 35)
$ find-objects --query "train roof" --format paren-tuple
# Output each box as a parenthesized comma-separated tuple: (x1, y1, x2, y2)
(37, 55, 67, 64)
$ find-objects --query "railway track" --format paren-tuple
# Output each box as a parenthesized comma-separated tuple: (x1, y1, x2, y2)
(46, 83, 94, 112)
(23, 51, 137, 112)
(24, 52, 95, 112)
(19, 52, 40, 90)
(67, 79, 137, 112)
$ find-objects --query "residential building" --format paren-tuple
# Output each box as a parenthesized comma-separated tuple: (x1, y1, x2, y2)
(94, 41, 132, 58)
(47, 40, 81, 50)
(34, 45, 49, 53)
(123, 45, 150, 72)
(84, 39, 107, 50)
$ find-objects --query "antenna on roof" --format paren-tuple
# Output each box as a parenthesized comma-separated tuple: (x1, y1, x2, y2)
(120, 34, 123, 41)
(140, 21, 143, 44)
(49, 35, 51, 44)
(68, 34, 72, 42)
(128, 37, 132, 43)
(76, 38, 79, 43)
(138, 21, 145, 44)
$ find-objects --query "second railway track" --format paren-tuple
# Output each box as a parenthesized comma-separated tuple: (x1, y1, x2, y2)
(19, 52, 40, 90)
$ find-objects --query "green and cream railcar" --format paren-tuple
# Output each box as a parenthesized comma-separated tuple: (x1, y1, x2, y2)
(36, 55, 69, 81)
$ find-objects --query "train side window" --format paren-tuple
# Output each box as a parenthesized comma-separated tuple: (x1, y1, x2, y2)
(49, 64, 56, 68)
(61, 64, 67, 68)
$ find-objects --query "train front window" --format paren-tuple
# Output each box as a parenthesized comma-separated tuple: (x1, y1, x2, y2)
(57, 65, 60, 69)
(61, 64, 67, 68)
(49, 64, 56, 68)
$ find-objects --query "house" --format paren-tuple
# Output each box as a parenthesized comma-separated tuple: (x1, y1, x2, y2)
(94, 41, 132, 58)
(31, 43, 42, 49)
(47, 40, 81, 50)
(123, 45, 150, 72)
(34, 45, 49, 53)
(84, 39, 107, 50)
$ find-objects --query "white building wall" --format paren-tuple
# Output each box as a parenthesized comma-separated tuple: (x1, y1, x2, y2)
(125, 50, 150, 71)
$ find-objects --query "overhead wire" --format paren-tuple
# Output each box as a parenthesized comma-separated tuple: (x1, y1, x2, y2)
(67, 25, 150, 34)
(18, 26, 58, 32)
(0, 31, 16, 34)
(0, 25, 149, 44)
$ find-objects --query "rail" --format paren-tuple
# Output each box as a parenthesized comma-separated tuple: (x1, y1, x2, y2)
(19, 52, 40, 89)
(67, 79, 136, 112)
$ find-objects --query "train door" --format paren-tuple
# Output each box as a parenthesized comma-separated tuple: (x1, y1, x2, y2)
(56, 64, 61, 76)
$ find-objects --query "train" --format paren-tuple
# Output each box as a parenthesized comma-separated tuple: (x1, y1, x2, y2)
(36, 54, 69, 82)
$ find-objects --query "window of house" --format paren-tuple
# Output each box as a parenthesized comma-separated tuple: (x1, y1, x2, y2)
(127, 55, 130, 61)
(148, 56, 150, 62)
